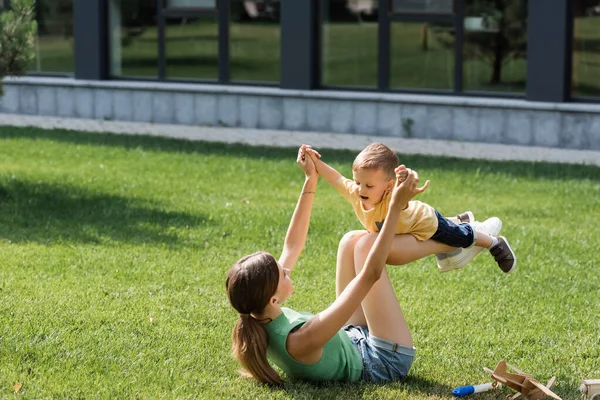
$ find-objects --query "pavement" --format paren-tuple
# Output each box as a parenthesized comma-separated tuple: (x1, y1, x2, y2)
(1, 113, 599, 166)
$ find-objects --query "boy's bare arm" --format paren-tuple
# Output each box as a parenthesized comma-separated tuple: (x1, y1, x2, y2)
(305, 148, 342, 187)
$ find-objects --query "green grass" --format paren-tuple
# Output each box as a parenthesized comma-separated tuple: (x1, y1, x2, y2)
(0, 126, 599, 399)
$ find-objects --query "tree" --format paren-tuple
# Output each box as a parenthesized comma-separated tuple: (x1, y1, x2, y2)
(0, 0, 37, 95)
(434, 0, 527, 85)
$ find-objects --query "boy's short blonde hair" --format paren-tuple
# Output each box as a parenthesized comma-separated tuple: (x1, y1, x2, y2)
(352, 143, 399, 179)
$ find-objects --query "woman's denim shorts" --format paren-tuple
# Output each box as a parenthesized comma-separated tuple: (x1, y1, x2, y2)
(344, 324, 416, 384)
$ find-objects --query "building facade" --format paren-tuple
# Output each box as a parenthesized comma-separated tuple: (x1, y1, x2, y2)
(2, 0, 600, 150)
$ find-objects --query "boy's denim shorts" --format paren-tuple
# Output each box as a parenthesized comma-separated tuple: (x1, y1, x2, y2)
(344, 325, 416, 384)
(430, 209, 477, 248)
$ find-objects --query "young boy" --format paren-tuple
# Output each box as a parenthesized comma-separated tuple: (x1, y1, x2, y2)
(304, 143, 516, 273)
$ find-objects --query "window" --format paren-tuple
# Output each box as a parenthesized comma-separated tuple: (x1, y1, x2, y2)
(230, 0, 280, 83)
(109, 0, 281, 83)
(321, 0, 378, 87)
(165, 16, 219, 80)
(390, 22, 454, 90)
(30, 0, 74, 73)
(391, 0, 454, 15)
(109, 0, 159, 78)
(572, 1, 600, 97)
(462, 0, 527, 93)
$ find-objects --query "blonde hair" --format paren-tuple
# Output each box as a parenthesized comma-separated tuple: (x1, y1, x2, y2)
(352, 143, 399, 179)
(226, 252, 283, 386)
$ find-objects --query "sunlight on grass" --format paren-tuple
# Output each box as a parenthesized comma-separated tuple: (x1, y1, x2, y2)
(0, 126, 598, 399)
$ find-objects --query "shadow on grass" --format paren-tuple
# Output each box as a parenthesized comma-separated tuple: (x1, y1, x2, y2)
(1, 126, 599, 183)
(281, 375, 454, 398)
(402, 375, 456, 398)
(283, 380, 367, 399)
(0, 179, 211, 246)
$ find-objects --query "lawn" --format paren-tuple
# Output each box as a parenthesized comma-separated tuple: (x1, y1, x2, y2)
(0, 126, 599, 399)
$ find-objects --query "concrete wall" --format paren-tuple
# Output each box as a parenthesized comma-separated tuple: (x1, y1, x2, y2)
(2, 77, 600, 150)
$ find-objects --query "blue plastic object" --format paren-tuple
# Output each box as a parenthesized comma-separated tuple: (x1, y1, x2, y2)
(452, 385, 475, 397)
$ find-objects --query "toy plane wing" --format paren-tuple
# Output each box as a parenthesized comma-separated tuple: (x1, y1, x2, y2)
(526, 377, 562, 400)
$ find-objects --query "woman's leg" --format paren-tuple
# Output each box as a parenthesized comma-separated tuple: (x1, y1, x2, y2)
(354, 234, 454, 346)
(386, 234, 456, 266)
(336, 230, 369, 326)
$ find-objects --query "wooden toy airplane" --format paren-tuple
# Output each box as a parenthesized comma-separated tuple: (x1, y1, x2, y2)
(580, 379, 600, 400)
(483, 360, 562, 400)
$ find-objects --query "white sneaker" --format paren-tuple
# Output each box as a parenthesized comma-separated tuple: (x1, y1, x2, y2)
(456, 211, 475, 224)
(435, 211, 475, 271)
(438, 217, 502, 272)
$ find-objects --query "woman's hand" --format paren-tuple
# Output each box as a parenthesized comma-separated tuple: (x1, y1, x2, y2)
(390, 165, 429, 208)
(297, 144, 318, 179)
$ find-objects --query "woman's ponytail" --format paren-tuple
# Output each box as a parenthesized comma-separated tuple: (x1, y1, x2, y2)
(226, 252, 282, 386)
(232, 314, 283, 386)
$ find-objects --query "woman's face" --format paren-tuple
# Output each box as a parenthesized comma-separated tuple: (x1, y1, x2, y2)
(273, 263, 294, 304)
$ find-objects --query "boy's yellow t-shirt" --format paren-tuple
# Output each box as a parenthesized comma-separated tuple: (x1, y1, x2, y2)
(334, 176, 438, 241)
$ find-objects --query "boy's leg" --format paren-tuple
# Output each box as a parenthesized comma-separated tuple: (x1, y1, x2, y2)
(436, 211, 474, 270)
(475, 231, 493, 247)
(441, 217, 503, 271)
(336, 230, 369, 326)
(489, 236, 517, 273)
(447, 211, 475, 225)
(447, 222, 516, 273)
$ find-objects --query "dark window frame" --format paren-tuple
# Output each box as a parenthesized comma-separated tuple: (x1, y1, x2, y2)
(63, 0, 597, 104)
(321, 0, 531, 99)
(569, 0, 600, 102)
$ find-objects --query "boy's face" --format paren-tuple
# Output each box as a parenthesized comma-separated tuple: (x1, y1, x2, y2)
(352, 168, 394, 209)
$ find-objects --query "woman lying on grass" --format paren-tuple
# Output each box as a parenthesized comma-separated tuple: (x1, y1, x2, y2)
(225, 145, 457, 385)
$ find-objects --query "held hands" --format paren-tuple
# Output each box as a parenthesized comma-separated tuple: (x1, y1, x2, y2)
(390, 165, 430, 209)
(303, 146, 322, 164)
(297, 144, 318, 178)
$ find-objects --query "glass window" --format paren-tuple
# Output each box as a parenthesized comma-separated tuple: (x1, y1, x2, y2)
(109, 0, 159, 78)
(230, 0, 280, 83)
(391, 22, 454, 90)
(30, 0, 74, 73)
(165, 15, 219, 80)
(167, 0, 216, 9)
(391, 0, 454, 15)
(462, 0, 527, 93)
(572, 2, 600, 97)
(321, 0, 378, 87)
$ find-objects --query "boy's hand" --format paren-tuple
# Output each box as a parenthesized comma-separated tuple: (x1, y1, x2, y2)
(391, 166, 429, 209)
(396, 164, 409, 183)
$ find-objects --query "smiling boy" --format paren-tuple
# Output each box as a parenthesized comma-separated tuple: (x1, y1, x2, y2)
(304, 143, 516, 273)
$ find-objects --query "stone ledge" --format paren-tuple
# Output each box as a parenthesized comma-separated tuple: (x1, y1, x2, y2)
(2, 77, 600, 151)
(4, 76, 600, 114)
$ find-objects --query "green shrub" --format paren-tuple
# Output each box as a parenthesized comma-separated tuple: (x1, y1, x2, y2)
(0, 0, 36, 95)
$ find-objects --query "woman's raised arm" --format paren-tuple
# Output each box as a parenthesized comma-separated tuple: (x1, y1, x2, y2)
(289, 167, 429, 355)
(278, 145, 319, 273)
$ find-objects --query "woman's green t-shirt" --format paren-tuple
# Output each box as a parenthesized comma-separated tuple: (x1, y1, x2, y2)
(264, 307, 363, 382)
